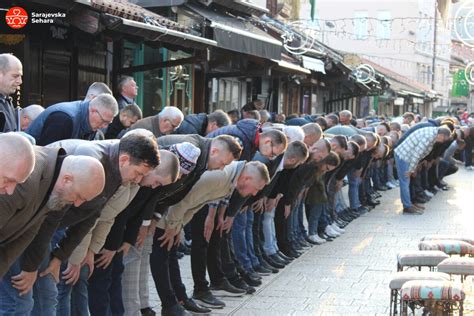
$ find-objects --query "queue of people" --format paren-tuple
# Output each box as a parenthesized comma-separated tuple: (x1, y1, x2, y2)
(1, 52, 474, 316)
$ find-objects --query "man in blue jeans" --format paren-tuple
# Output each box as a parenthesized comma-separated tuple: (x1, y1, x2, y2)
(394, 126, 451, 214)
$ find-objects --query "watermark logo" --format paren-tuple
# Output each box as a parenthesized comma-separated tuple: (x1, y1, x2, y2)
(281, 21, 317, 55)
(353, 64, 376, 84)
(454, 0, 474, 47)
(5, 7, 28, 29)
(465, 62, 474, 85)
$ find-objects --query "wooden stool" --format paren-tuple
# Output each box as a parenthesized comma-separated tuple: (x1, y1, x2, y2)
(397, 250, 449, 271)
(388, 271, 450, 315)
(437, 257, 474, 283)
(400, 280, 465, 315)
(418, 240, 474, 256)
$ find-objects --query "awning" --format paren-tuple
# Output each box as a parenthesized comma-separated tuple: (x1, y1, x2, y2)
(211, 0, 269, 16)
(76, 0, 217, 49)
(302, 56, 326, 74)
(186, 3, 282, 60)
(102, 14, 217, 49)
(271, 59, 311, 75)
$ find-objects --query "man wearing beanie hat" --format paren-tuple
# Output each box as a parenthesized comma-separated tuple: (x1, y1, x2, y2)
(168, 142, 201, 176)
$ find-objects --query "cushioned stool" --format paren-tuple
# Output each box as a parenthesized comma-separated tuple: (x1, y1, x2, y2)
(418, 240, 474, 256)
(388, 271, 450, 315)
(397, 250, 449, 271)
(421, 235, 474, 246)
(401, 280, 465, 315)
(437, 257, 474, 282)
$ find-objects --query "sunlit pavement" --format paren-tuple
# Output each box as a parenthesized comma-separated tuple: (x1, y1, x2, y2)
(149, 168, 474, 315)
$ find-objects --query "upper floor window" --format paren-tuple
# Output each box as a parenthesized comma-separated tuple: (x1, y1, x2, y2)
(354, 11, 368, 40)
(377, 11, 391, 39)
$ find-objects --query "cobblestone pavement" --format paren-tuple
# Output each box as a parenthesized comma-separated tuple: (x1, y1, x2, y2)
(148, 169, 474, 315)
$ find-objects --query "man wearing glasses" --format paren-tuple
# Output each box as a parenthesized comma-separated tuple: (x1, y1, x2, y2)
(27, 83, 117, 146)
(129, 105, 184, 138)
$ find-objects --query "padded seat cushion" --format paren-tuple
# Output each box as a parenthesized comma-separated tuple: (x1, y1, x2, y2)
(397, 250, 449, 267)
(421, 235, 474, 246)
(389, 271, 451, 289)
(437, 257, 474, 275)
(418, 240, 474, 255)
(401, 280, 465, 301)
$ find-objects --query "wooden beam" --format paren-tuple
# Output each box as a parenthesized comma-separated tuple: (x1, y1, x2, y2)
(119, 56, 201, 74)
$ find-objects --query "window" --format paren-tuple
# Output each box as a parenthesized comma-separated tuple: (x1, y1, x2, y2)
(377, 11, 391, 39)
(354, 11, 368, 40)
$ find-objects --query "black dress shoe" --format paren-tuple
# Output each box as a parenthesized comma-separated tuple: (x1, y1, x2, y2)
(181, 298, 212, 314)
(260, 259, 279, 273)
(268, 254, 288, 266)
(192, 290, 226, 309)
(254, 265, 272, 276)
(277, 251, 294, 261)
(247, 270, 262, 280)
(162, 304, 191, 316)
(229, 277, 256, 294)
(280, 248, 297, 258)
(210, 279, 246, 297)
(241, 273, 262, 287)
(141, 307, 156, 316)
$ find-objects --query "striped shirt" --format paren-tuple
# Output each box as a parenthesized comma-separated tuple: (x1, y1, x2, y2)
(394, 126, 438, 173)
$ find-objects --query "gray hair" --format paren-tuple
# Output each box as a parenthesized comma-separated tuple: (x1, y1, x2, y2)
(123, 128, 155, 140)
(208, 110, 231, 128)
(339, 110, 352, 120)
(283, 126, 305, 143)
(22, 104, 44, 121)
(259, 110, 271, 123)
(89, 93, 119, 116)
(158, 106, 184, 122)
(85, 82, 112, 101)
(121, 104, 143, 120)
(117, 76, 134, 93)
(301, 123, 322, 138)
(0, 53, 21, 74)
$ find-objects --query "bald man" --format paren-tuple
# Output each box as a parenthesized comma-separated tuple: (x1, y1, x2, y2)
(0, 152, 105, 278)
(0, 132, 35, 195)
(0, 54, 22, 132)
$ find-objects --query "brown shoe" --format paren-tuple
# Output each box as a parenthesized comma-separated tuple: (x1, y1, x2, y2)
(403, 206, 424, 215)
(413, 203, 425, 210)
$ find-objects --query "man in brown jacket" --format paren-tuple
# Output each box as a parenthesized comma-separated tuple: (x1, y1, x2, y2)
(0, 149, 105, 278)
(0, 132, 36, 195)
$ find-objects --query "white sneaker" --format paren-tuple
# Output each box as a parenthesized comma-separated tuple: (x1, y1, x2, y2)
(325, 225, 340, 237)
(331, 223, 345, 234)
(466, 166, 474, 170)
(308, 234, 326, 244)
(424, 190, 434, 198)
(386, 182, 396, 189)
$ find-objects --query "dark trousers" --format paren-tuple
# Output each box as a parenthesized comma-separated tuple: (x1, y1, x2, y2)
(88, 252, 124, 316)
(220, 230, 241, 281)
(252, 211, 264, 261)
(190, 205, 226, 292)
(274, 201, 290, 252)
(438, 159, 458, 179)
(464, 139, 473, 167)
(150, 228, 187, 309)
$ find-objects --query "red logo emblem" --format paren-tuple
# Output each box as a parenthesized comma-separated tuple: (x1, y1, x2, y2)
(5, 7, 28, 29)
